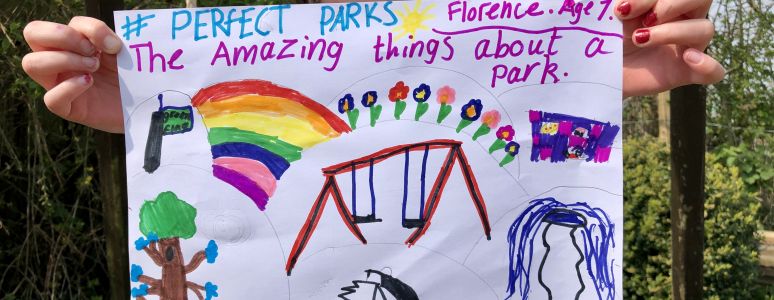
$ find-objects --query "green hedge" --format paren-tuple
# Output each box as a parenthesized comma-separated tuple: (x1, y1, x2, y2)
(623, 137, 765, 299)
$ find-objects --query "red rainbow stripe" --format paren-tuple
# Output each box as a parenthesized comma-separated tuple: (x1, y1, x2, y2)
(191, 80, 351, 134)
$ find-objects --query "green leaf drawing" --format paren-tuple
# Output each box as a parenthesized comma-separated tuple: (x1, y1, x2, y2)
(139, 191, 197, 240)
(489, 139, 507, 154)
(499, 154, 516, 167)
(456, 119, 473, 133)
(347, 109, 360, 130)
(437, 103, 453, 124)
(370, 105, 383, 127)
(415, 102, 429, 121)
(472, 125, 492, 140)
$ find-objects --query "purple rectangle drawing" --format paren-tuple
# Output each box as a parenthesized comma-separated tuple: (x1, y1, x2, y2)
(529, 110, 620, 163)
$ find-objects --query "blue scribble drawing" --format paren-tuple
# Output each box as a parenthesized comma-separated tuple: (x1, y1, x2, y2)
(506, 198, 615, 300)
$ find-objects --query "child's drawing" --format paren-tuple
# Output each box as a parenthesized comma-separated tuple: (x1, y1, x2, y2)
(191, 80, 351, 211)
(285, 139, 491, 275)
(116, 2, 624, 299)
(529, 110, 620, 164)
(506, 198, 615, 300)
(143, 93, 195, 173)
(339, 269, 419, 300)
(130, 192, 219, 300)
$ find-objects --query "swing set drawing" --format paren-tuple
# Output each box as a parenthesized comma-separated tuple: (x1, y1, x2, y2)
(285, 139, 492, 275)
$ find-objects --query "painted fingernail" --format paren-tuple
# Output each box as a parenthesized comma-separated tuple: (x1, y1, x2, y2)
(642, 12, 657, 27)
(634, 29, 650, 44)
(103, 35, 122, 54)
(80, 40, 96, 55)
(82, 74, 92, 85)
(83, 56, 98, 69)
(684, 49, 704, 64)
(617, 2, 631, 16)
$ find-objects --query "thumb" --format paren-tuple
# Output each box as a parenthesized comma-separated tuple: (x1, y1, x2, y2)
(683, 48, 726, 85)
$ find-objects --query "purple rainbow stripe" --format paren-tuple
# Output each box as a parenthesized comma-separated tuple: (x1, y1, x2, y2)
(213, 165, 270, 211)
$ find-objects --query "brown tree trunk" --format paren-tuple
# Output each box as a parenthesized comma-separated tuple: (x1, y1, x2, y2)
(158, 237, 188, 300)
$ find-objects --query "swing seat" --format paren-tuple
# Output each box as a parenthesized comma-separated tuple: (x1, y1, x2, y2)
(402, 218, 426, 229)
(353, 214, 383, 224)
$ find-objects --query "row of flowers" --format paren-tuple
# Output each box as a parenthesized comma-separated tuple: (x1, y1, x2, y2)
(337, 82, 521, 167)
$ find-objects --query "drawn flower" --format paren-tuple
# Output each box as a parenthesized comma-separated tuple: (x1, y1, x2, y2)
(436, 85, 456, 123)
(413, 83, 432, 120)
(338, 94, 360, 129)
(497, 125, 515, 141)
(456, 99, 483, 133)
(389, 81, 410, 102)
(361, 91, 378, 107)
(436, 86, 456, 105)
(472, 110, 500, 140)
(481, 110, 501, 128)
(362, 91, 383, 127)
(460, 99, 483, 121)
(499, 141, 521, 167)
(505, 141, 520, 156)
(489, 125, 515, 153)
(338, 94, 355, 113)
(389, 82, 410, 119)
(413, 84, 432, 103)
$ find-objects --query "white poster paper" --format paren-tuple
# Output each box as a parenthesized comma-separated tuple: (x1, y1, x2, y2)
(116, 1, 623, 299)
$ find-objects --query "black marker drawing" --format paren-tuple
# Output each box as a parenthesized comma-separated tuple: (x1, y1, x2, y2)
(143, 93, 195, 173)
(143, 109, 165, 173)
(339, 269, 419, 300)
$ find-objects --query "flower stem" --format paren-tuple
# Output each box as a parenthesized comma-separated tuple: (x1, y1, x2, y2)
(488, 139, 507, 154)
(472, 125, 492, 140)
(394, 101, 407, 119)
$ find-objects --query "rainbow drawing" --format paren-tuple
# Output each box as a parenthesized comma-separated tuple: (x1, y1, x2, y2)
(192, 80, 351, 211)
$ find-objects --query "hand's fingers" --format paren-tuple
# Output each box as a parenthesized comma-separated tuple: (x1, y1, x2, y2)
(644, 0, 712, 26)
(43, 74, 93, 121)
(68, 16, 122, 55)
(683, 48, 725, 85)
(22, 51, 100, 89)
(23, 21, 97, 56)
(615, 0, 658, 20)
(632, 19, 714, 51)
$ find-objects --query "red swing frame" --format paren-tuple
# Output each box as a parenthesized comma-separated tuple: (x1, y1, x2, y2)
(285, 139, 491, 275)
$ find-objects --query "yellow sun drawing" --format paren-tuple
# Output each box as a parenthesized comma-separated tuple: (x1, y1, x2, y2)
(393, 0, 436, 40)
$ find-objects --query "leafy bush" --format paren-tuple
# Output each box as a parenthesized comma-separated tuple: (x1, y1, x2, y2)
(623, 137, 764, 299)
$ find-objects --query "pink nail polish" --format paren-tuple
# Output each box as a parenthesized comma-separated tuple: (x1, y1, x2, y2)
(83, 74, 92, 85)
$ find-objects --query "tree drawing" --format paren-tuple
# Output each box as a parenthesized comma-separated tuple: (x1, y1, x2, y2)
(130, 191, 220, 300)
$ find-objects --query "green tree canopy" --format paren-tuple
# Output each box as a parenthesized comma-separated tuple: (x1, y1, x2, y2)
(139, 191, 197, 239)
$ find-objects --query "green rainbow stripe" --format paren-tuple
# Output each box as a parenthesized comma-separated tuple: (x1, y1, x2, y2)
(208, 127, 303, 163)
